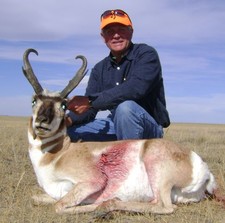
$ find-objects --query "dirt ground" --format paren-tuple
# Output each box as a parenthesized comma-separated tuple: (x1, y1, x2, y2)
(0, 116, 225, 223)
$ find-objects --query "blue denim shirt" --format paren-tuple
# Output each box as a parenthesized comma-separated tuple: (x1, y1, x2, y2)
(69, 43, 170, 127)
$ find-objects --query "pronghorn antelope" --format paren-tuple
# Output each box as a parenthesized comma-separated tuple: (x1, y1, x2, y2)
(23, 48, 217, 215)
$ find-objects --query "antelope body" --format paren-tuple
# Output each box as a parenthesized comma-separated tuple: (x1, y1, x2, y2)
(23, 48, 217, 215)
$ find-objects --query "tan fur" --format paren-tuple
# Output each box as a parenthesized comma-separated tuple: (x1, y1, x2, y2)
(27, 93, 216, 216)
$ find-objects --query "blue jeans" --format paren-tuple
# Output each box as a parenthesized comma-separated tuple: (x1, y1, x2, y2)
(67, 100, 163, 141)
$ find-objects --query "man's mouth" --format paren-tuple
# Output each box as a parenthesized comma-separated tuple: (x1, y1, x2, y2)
(112, 40, 123, 44)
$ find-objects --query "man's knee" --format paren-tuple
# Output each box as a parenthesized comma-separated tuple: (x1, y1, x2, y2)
(115, 100, 137, 117)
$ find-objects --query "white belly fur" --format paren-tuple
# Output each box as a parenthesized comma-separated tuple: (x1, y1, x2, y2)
(115, 157, 153, 202)
(29, 148, 74, 200)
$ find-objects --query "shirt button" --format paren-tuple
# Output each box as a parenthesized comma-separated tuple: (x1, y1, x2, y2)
(117, 67, 120, 70)
(116, 82, 119, 85)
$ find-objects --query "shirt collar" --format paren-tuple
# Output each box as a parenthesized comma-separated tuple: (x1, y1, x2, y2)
(106, 42, 134, 69)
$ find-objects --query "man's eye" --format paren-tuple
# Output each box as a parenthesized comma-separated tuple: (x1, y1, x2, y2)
(105, 30, 114, 36)
(118, 28, 126, 33)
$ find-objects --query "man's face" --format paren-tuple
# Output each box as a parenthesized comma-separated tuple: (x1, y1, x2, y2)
(101, 24, 133, 56)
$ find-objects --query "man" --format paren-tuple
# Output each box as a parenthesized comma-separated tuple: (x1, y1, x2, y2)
(66, 9, 170, 141)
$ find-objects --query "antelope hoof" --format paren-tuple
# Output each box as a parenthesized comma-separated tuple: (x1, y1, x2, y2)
(151, 205, 175, 214)
(32, 193, 56, 205)
(55, 201, 67, 214)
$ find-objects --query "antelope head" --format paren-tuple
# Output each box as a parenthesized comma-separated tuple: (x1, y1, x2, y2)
(22, 48, 87, 138)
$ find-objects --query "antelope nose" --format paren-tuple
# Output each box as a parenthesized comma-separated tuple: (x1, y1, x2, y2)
(37, 115, 49, 124)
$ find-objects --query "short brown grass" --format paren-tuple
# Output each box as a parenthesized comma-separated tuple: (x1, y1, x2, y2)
(0, 116, 225, 223)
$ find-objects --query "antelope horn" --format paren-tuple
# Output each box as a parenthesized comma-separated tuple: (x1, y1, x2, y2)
(60, 55, 88, 98)
(22, 48, 43, 95)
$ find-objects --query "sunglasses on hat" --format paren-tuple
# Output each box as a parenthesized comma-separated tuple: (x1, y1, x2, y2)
(101, 9, 130, 20)
(100, 9, 132, 30)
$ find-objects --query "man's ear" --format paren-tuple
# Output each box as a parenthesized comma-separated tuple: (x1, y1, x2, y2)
(128, 26, 134, 38)
(100, 32, 106, 43)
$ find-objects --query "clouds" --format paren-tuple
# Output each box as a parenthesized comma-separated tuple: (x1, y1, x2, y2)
(0, 0, 96, 40)
(132, 1, 225, 45)
(168, 93, 225, 124)
(1, 1, 224, 51)
(0, 0, 225, 123)
(2, 0, 224, 43)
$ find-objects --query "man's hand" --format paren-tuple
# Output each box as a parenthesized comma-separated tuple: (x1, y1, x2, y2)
(67, 96, 91, 114)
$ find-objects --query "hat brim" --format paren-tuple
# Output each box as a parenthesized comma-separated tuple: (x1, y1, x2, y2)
(101, 16, 132, 29)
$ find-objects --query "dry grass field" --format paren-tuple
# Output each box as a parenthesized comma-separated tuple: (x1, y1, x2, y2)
(0, 116, 225, 223)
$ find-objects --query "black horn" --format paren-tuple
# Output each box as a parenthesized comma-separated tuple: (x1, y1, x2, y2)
(60, 55, 88, 98)
(22, 48, 43, 95)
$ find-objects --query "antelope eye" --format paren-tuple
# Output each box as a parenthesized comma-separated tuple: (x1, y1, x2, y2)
(32, 99, 37, 107)
(61, 102, 67, 111)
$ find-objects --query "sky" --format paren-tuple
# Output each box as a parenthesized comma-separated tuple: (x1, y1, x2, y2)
(0, 0, 225, 124)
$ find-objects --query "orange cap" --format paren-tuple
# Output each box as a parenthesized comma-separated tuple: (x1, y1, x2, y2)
(100, 9, 133, 30)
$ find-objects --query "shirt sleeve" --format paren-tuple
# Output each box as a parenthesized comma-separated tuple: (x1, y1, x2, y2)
(67, 108, 98, 125)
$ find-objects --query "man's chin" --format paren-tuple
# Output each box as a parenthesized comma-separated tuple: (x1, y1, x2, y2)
(111, 47, 126, 55)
